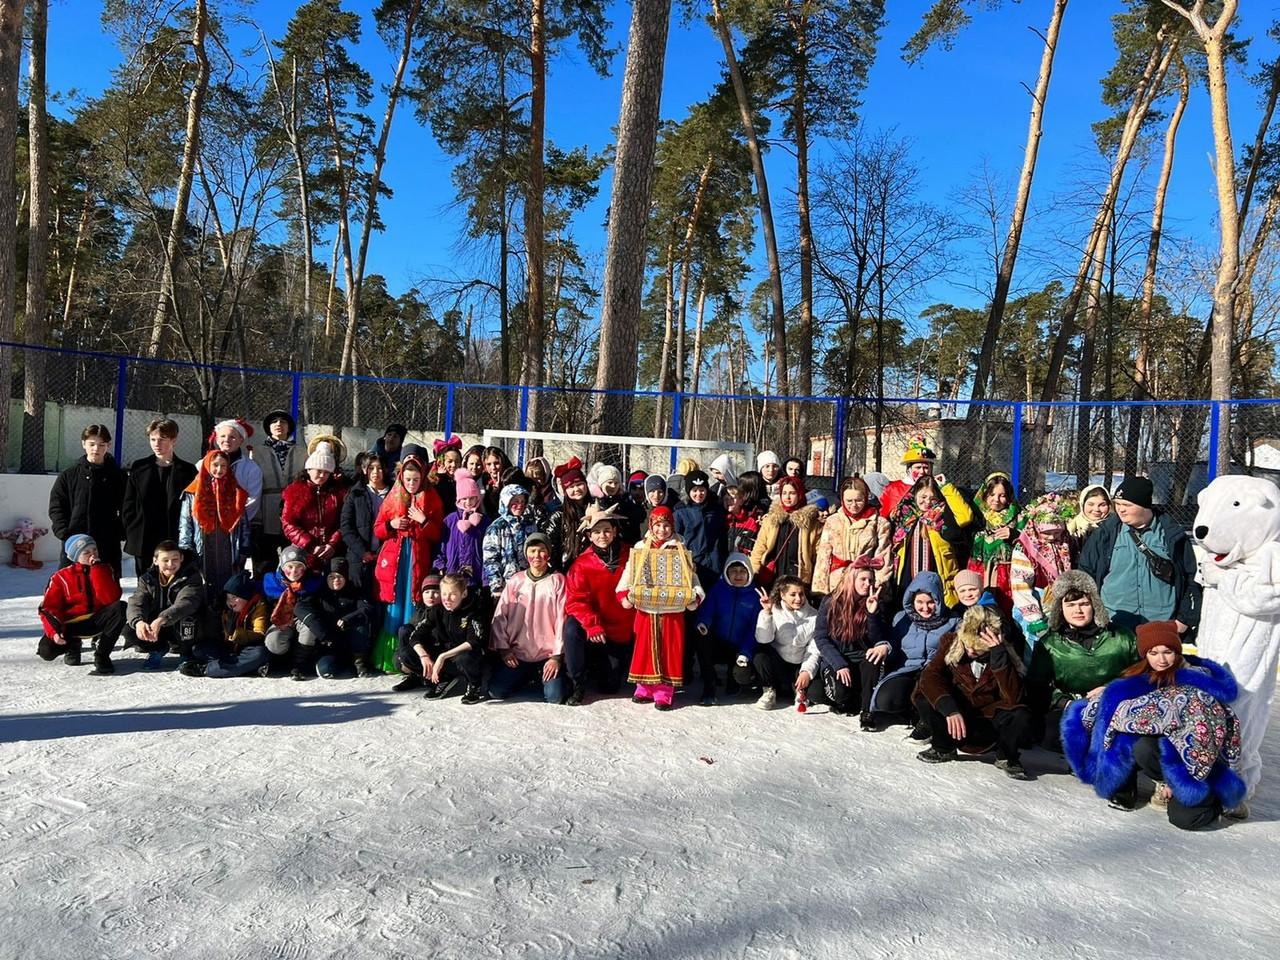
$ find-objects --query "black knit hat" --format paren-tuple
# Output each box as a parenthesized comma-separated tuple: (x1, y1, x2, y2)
(329, 557, 349, 578)
(1114, 475, 1154, 510)
(687, 470, 710, 489)
(224, 571, 256, 600)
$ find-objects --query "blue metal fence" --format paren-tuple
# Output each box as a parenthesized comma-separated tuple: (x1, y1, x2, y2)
(4, 341, 1272, 506)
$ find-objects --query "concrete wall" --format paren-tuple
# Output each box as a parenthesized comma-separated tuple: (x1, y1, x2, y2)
(0, 473, 60, 564)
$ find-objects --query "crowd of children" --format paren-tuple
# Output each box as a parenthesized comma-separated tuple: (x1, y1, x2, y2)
(35, 421, 1246, 829)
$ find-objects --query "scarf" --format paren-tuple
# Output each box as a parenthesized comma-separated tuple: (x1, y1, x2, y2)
(892, 499, 945, 546)
(1017, 527, 1072, 587)
(184, 451, 249, 535)
(592, 540, 623, 573)
(971, 503, 1019, 565)
(264, 437, 294, 469)
(906, 602, 950, 633)
(842, 504, 878, 523)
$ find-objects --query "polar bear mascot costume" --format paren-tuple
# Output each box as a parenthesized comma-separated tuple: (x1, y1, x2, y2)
(1194, 474, 1280, 809)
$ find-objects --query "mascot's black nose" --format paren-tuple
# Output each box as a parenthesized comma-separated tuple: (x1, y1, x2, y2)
(1194, 525, 1208, 539)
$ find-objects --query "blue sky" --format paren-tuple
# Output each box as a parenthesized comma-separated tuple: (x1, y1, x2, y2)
(45, 1, 1265, 341)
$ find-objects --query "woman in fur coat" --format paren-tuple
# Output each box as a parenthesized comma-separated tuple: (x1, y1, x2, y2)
(812, 476, 892, 596)
(750, 476, 822, 588)
(1062, 620, 1244, 831)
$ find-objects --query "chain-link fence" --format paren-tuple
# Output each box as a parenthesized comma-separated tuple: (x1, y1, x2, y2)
(0, 342, 1259, 514)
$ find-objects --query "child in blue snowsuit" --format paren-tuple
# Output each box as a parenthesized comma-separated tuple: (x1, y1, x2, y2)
(691, 552, 759, 705)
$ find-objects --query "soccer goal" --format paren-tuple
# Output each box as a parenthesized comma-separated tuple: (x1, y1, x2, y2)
(482, 428, 755, 479)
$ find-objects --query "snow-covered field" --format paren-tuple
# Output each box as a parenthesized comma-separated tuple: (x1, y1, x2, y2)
(2, 564, 1279, 960)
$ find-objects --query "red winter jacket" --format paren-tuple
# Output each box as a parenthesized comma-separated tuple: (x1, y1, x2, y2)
(565, 543, 633, 643)
(39, 562, 123, 636)
(281, 479, 347, 565)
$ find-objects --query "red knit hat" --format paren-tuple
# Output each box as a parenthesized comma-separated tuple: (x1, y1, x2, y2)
(1136, 620, 1182, 659)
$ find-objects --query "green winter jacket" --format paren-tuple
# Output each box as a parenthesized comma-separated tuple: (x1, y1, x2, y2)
(1027, 625, 1138, 714)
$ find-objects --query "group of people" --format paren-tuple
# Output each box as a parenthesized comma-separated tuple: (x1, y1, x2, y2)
(34, 420, 1248, 829)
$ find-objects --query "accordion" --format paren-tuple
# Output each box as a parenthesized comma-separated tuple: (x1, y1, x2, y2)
(630, 544, 699, 614)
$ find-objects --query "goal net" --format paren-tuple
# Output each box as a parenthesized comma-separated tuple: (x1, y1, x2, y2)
(482, 429, 755, 480)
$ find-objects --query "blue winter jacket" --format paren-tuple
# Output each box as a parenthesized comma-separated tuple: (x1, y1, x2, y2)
(694, 552, 760, 659)
(870, 570, 959, 712)
(675, 497, 727, 586)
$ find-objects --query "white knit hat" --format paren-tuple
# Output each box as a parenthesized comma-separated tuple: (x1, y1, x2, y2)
(305, 440, 337, 473)
(757, 450, 781, 470)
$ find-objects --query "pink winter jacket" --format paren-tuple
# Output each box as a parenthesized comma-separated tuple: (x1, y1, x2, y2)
(489, 570, 567, 663)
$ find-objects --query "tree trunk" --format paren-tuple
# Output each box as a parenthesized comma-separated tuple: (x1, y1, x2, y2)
(1127, 64, 1188, 473)
(1030, 31, 1176, 466)
(653, 232, 677, 437)
(791, 9, 813, 446)
(338, 0, 423, 381)
(1160, 0, 1238, 473)
(22, 0, 50, 473)
(591, 0, 672, 443)
(686, 278, 708, 438)
(0, 0, 23, 470)
(710, 0, 789, 440)
(968, 0, 1068, 408)
(147, 0, 210, 360)
(521, 0, 547, 434)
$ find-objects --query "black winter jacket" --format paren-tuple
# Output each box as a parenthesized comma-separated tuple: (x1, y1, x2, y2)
(49, 455, 127, 563)
(127, 557, 206, 628)
(121, 454, 198, 559)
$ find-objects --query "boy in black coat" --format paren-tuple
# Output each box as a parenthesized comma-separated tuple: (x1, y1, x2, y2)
(125, 541, 206, 669)
(294, 558, 374, 678)
(121, 418, 198, 577)
(49, 424, 127, 576)
(399, 572, 487, 702)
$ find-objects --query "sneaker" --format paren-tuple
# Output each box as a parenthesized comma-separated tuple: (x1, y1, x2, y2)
(916, 746, 957, 764)
(860, 712, 878, 732)
(256, 662, 272, 678)
(1108, 789, 1138, 811)
(631, 693, 654, 704)
(354, 658, 374, 678)
(909, 720, 931, 741)
(179, 660, 207, 677)
(1149, 782, 1171, 810)
(63, 648, 81, 667)
(424, 677, 460, 700)
(995, 758, 1031, 781)
(144, 651, 166, 671)
(289, 667, 308, 681)
(460, 684, 486, 705)
(700, 692, 718, 706)
(755, 688, 778, 711)
(90, 658, 115, 676)
(392, 675, 425, 692)
(565, 684, 585, 707)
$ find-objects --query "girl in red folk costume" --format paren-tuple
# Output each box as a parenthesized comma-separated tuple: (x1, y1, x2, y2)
(812, 475, 892, 596)
(618, 506, 704, 710)
(281, 439, 348, 571)
(179, 450, 251, 604)
(370, 455, 444, 672)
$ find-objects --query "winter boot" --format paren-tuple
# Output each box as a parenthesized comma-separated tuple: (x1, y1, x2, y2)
(354, 657, 374, 678)
(392, 674, 424, 692)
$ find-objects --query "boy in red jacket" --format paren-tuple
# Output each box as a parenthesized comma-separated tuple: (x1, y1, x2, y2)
(38, 534, 126, 674)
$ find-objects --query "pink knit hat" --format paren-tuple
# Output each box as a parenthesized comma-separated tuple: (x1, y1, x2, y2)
(454, 469, 481, 505)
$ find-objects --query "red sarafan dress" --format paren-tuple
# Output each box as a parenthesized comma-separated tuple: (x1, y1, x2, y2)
(618, 531, 704, 688)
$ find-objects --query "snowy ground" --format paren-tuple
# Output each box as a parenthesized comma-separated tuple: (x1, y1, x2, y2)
(2, 564, 1279, 960)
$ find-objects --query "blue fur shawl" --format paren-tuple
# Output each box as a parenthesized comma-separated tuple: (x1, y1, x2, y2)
(1061, 656, 1246, 810)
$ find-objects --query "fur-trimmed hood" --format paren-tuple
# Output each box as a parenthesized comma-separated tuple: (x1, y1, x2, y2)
(765, 500, 822, 532)
(1045, 569, 1110, 631)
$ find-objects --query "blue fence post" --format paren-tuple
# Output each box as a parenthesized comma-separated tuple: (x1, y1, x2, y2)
(290, 373, 301, 429)
(833, 398, 847, 481)
(1010, 402, 1024, 495)
(114, 357, 128, 463)
(669, 393, 683, 472)
(1207, 401, 1222, 481)
(518, 386, 530, 464)
(444, 383, 455, 437)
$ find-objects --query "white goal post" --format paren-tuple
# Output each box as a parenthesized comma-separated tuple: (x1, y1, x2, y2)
(482, 429, 755, 479)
